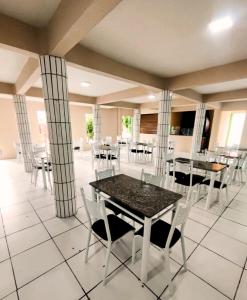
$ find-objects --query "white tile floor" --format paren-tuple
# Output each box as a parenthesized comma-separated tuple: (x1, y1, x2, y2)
(0, 151, 247, 300)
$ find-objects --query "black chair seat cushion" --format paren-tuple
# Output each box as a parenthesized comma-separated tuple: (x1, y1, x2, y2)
(35, 165, 52, 171)
(169, 171, 186, 180)
(74, 146, 80, 150)
(137, 150, 144, 153)
(95, 154, 106, 159)
(107, 155, 117, 160)
(144, 151, 152, 154)
(175, 174, 205, 186)
(92, 214, 134, 242)
(130, 149, 138, 153)
(202, 179, 227, 189)
(135, 219, 181, 249)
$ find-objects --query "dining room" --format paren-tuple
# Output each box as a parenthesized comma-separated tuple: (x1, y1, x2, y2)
(0, 1, 247, 300)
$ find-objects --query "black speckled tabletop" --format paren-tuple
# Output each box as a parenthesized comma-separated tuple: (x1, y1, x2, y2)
(167, 157, 227, 173)
(90, 174, 182, 218)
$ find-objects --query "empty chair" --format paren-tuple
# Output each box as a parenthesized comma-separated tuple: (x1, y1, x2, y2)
(144, 142, 154, 162)
(91, 143, 105, 169)
(201, 159, 238, 206)
(172, 160, 204, 202)
(30, 151, 53, 191)
(234, 152, 247, 183)
(81, 188, 135, 285)
(140, 169, 165, 187)
(95, 166, 122, 215)
(132, 197, 192, 290)
(107, 144, 120, 170)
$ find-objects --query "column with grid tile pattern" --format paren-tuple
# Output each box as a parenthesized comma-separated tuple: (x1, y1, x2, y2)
(93, 104, 101, 143)
(13, 94, 33, 173)
(133, 109, 141, 142)
(155, 90, 172, 176)
(39, 55, 77, 218)
(191, 103, 206, 156)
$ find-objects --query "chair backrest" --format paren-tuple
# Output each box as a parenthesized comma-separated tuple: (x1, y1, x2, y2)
(222, 158, 238, 185)
(165, 200, 192, 250)
(141, 169, 164, 187)
(80, 187, 112, 241)
(95, 166, 115, 180)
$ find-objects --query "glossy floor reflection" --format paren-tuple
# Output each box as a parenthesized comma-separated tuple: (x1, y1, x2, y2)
(0, 152, 246, 300)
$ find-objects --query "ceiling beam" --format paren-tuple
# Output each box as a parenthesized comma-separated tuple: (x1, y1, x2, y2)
(168, 59, 247, 90)
(221, 100, 247, 111)
(104, 101, 140, 109)
(174, 89, 202, 103)
(15, 58, 40, 94)
(66, 45, 167, 89)
(203, 88, 247, 103)
(0, 82, 15, 94)
(0, 13, 40, 55)
(97, 86, 159, 104)
(15, 0, 122, 95)
(25, 87, 96, 104)
(45, 0, 121, 56)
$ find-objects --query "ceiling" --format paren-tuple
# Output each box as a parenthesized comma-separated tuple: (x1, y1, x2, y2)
(0, 48, 28, 83)
(193, 79, 247, 94)
(81, 0, 247, 77)
(0, 0, 60, 27)
(34, 65, 135, 97)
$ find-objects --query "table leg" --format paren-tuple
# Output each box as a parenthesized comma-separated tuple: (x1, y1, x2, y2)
(205, 172, 216, 209)
(91, 186, 97, 202)
(41, 158, 47, 189)
(141, 217, 151, 283)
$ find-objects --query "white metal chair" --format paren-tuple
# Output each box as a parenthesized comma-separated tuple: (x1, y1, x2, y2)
(95, 167, 122, 215)
(132, 197, 192, 290)
(30, 151, 53, 191)
(81, 187, 135, 285)
(107, 144, 120, 170)
(140, 169, 165, 187)
(201, 159, 238, 206)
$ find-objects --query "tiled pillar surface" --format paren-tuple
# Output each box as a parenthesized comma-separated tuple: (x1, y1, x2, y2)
(133, 109, 141, 142)
(93, 104, 101, 143)
(191, 103, 206, 156)
(155, 90, 172, 176)
(13, 95, 33, 172)
(40, 55, 77, 218)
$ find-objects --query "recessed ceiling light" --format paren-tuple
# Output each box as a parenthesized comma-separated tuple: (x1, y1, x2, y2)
(209, 16, 233, 33)
(80, 81, 91, 87)
(148, 94, 156, 99)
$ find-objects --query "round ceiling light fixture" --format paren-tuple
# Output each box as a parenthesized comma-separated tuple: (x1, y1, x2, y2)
(209, 16, 233, 33)
(80, 81, 92, 87)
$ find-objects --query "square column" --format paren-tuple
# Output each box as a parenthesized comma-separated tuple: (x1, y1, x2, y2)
(93, 104, 101, 143)
(40, 55, 77, 218)
(13, 95, 33, 172)
(132, 109, 141, 142)
(191, 103, 206, 156)
(155, 90, 172, 176)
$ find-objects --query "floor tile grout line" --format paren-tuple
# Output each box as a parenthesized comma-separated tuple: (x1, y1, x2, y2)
(0, 209, 20, 300)
(25, 198, 89, 299)
(159, 181, 245, 299)
(233, 256, 247, 300)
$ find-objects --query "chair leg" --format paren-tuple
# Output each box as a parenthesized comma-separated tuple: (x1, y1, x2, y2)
(84, 229, 92, 263)
(132, 234, 136, 264)
(180, 235, 187, 271)
(164, 252, 173, 294)
(47, 170, 53, 192)
(34, 169, 38, 186)
(103, 242, 112, 286)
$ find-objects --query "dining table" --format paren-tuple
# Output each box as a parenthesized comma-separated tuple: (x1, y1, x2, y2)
(90, 174, 183, 283)
(167, 157, 227, 209)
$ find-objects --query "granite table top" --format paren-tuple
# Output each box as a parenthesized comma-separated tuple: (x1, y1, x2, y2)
(90, 174, 182, 219)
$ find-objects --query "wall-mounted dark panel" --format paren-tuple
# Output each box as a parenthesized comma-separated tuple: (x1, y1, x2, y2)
(140, 113, 158, 134)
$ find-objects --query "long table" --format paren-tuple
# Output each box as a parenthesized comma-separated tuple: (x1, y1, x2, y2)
(90, 174, 182, 283)
(167, 157, 227, 209)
